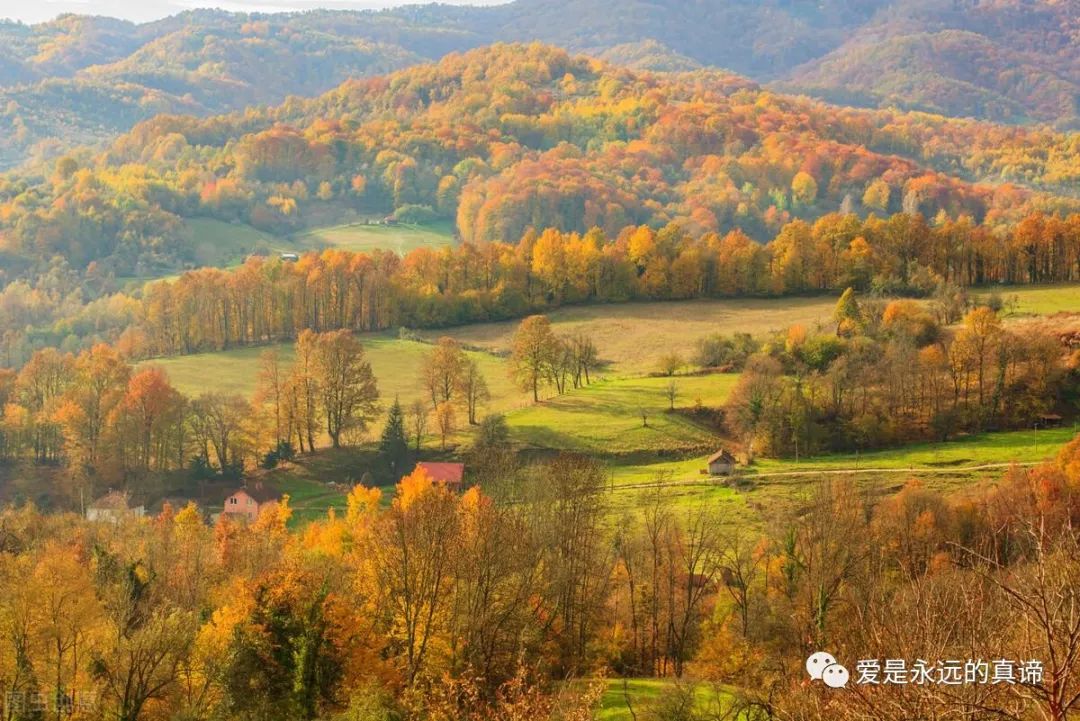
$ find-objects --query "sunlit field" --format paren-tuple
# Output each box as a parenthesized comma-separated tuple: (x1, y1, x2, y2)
(292, 220, 455, 255)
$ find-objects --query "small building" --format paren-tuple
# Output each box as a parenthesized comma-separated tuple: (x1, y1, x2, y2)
(383, 215, 398, 226)
(416, 461, 465, 490)
(706, 449, 737, 476)
(87, 491, 146, 523)
(222, 484, 281, 523)
(279, 252, 300, 262)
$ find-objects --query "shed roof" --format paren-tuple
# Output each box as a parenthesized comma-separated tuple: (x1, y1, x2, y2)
(707, 449, 737, 464)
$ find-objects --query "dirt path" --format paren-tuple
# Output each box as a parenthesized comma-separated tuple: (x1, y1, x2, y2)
(612, 461, 1042, 492)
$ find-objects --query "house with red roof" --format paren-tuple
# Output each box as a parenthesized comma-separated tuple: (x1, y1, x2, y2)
(416, 461, 465, 489)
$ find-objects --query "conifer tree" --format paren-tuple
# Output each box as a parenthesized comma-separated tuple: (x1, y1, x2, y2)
(379, 397, 409, 476)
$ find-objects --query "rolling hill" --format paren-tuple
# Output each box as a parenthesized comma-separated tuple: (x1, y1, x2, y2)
(0, 0, 1077, 169)
(1, 42, 1078, 287)
(779, 2, 1080, 128)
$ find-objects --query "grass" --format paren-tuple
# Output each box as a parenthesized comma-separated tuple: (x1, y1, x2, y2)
(609, 425, 1077, 488)
(183, 218, 283, 267)
(749, 425, 1078, 474)
(292, 220, 454, 255)
(603, 424, 1079, 526)
(121, 217, 455, 286)
(430, 296, 841, 376)
(507, 374, 738, 456)
(595, 678, 735, 721)
(146, 335, 521, 422)
(980, 282, 1080, 316)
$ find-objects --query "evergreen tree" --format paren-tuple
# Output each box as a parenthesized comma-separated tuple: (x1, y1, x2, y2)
(379, 397, 409, 476)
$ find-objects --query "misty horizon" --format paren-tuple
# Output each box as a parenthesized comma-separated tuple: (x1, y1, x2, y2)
(0, 0, 509, 25)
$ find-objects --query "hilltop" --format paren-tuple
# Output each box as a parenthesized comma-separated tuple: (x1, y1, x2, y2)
(2, 42, 1078, 287)
(0, 1, 1077, 168)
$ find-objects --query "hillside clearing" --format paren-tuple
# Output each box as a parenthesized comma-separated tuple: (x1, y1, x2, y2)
(507, 374, 738, 456)
(986, 282, 1080, 316)
(292, 220, 454, 255)
(144, 336, 522, 428)
(426, 297, 842, 375)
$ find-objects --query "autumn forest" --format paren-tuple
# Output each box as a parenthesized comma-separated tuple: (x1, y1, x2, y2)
(0, 4, 1079, 721)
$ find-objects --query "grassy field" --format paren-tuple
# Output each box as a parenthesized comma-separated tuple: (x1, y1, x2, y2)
(982, 282, 1080, 316)
(146, 335, 521, 419)
(610, 424, 1076, 486)
(603, 424, 1078, 523)
(183, 218, 283, 267)
(292, 220, 454, 255)
(507, 374, 738, 456)
(595, 678, 734, 721)
(430, 285, 1080, 378)
(121, 218, 455, 287)
(431, 297, 841, 376)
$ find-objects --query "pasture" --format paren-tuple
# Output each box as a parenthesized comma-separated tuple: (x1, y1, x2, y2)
(428, 296, 841, 375)
(146, 336, 522, 421)
(506, 374, 738, 455)
(292, 220, 454, 255)
(122, 218, 455, 287)
(986, 282, 1080, 316)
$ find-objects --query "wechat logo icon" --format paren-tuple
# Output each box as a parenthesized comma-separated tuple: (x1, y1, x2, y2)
(806, 651, 849, 688)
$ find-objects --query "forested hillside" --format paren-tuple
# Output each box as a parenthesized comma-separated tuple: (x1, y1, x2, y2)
(0, 12, 438, 168)
(0, 0, 1076, 169)
(3, 43, 1079, 281)
(780, 1, 1080, 127)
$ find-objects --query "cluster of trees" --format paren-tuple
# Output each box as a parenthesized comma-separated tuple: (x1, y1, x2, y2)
(6, 433, 1080, 720)
(510, 315, 599, 401)
(726, 298, 1075, 458)
(6, 209, 1078, 368)
(0, 330, 379, 503)
(3, 43, 1079, 285)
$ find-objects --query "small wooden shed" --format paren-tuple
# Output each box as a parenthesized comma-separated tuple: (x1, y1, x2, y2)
(706, 449, 737, 476)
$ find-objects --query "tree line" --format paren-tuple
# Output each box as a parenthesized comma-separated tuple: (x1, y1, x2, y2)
(6, 209, 1074, 368)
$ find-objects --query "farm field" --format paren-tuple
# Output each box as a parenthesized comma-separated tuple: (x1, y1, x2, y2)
(292, 219, 455, 255)
(985, 282, 1080, 316)
(430, 285, 1080, 377)
(428, 296, 842, 375)
(146, 335, 522, 418)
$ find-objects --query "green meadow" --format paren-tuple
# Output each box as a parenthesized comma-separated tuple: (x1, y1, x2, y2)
(985, 282, 1080, 316)
(292, 219, 455, 255)
(121, 217, 456, 287)
(507, 374, 739, 455)
(594, 678, 736, 721)
(147, 336, 521, 421)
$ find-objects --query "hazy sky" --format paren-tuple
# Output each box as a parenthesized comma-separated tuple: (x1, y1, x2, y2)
(0, 0, 508, 24)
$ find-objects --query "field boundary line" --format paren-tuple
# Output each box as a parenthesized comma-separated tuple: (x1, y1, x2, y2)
(612, 461, 1044, 492)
